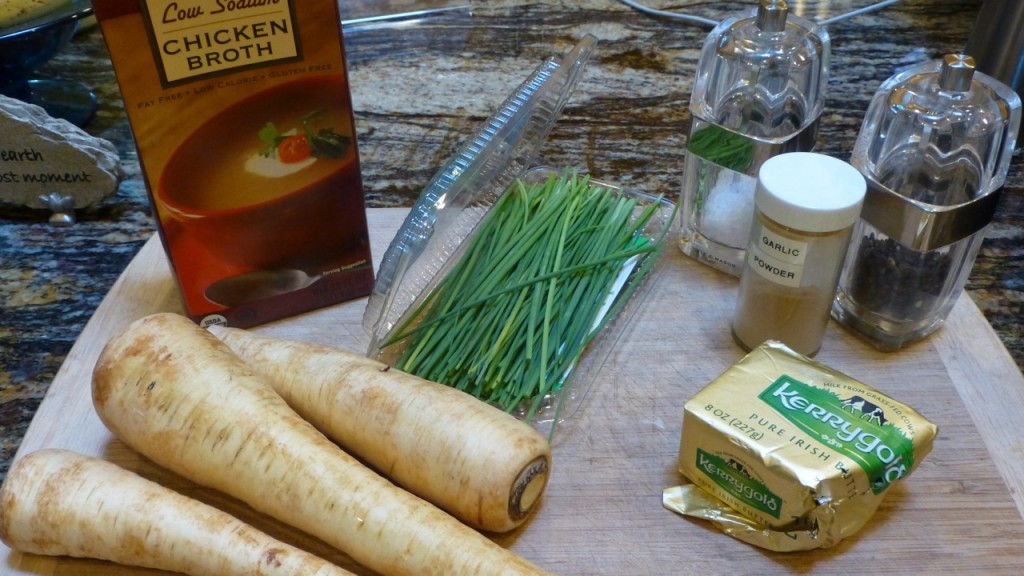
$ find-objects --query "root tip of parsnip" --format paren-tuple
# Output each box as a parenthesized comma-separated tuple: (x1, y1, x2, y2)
(511, 456, 549, 520)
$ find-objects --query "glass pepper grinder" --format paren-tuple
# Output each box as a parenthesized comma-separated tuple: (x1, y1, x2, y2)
(832, 54, 1022, 351)
(678, 0, 830, 277)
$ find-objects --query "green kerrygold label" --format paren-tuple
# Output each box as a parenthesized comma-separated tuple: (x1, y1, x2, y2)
(695, 448, 782, 518)
(758, 375, 914, 494)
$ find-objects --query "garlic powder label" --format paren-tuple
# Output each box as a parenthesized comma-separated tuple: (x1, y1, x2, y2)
(141, 0, 301, 86)
(748, 225, 807, 288)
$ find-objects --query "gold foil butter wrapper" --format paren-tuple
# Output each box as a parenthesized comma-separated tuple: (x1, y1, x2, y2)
(663, 340, 938, 551)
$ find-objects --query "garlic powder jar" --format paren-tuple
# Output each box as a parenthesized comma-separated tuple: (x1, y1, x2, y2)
(732, 152, 865, 356)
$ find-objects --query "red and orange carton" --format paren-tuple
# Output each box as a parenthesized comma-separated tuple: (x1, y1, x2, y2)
(94, 0, 374, 327)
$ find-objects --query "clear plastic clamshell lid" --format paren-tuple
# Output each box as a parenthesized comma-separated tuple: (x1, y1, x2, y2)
(362, 35, 598, 355)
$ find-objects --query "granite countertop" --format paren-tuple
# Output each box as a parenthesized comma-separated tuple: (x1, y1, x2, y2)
(1, 0, 1019, 482)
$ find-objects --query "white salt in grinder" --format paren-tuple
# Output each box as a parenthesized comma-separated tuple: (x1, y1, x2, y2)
(678, 0, 829, 276)
(832, 54, 1021, 351)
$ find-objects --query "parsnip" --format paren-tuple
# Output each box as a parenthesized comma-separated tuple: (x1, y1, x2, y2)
(91, 313, 553, 576)
(0, 448, 351, 576)
(210, 326, 551, 533)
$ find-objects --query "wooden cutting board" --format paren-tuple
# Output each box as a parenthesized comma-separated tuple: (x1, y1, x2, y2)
(3, 208, 1023, 575)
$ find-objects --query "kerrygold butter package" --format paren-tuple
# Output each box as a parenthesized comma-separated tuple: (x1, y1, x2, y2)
(93, 0, 374, 328)
(664, 340, 938, 551)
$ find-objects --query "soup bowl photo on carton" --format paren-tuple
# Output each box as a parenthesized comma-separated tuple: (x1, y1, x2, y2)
(157, 75, 364, 272)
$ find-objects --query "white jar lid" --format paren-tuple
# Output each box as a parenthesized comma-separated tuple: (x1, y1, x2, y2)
(756, 152, 866, 233)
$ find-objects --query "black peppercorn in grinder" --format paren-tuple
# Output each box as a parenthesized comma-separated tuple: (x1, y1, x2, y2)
(831, 54, 1021, 351)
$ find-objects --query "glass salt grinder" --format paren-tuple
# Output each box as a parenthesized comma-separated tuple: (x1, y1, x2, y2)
(678, 0, 830, 277)
(832, 54, 1022, 351)
(732, 152, 866, 357)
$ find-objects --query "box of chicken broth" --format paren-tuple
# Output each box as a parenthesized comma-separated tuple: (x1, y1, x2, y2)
(94, 0, 374, 328)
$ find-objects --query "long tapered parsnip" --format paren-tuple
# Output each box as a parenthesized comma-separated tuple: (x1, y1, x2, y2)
(91, 313, 553, 576)
(0, 449, 351, 576)
(210, 326, 551, 533)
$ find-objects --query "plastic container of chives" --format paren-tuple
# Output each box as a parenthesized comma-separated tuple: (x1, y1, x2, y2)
(361, 34, 677, 441)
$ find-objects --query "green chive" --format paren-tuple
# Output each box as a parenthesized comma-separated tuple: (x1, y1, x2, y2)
(383, 169, 668, 432)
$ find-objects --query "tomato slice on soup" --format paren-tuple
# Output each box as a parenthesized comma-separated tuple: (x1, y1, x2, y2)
(278, 134, 313, 163)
